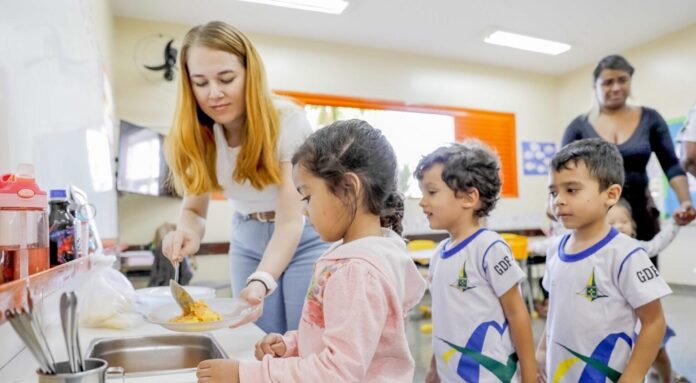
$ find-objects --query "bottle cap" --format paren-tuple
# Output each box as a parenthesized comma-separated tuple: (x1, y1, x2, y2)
(0, 163, 48, 209)
(50, 189, 68, 199)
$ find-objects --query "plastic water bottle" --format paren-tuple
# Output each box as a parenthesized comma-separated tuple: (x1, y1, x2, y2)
(0, 164, 49, 284)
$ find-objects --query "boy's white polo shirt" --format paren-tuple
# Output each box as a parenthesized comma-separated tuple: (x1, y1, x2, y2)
(542, 227, 672, 382)
(429, 228, 526, 382)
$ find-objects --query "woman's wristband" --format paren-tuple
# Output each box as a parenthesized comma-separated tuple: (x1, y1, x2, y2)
(245, 271, 277, 297)
(247, 279, 269, 295)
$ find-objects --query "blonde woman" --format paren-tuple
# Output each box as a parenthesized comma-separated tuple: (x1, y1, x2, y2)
(163, 21, 328, 334)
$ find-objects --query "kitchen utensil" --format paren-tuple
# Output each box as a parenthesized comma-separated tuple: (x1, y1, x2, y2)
(169, 278, 195, 315)
(60, 292, 80, 373)
(173, 260, 179, 284)
(36, 358, 124, 383)
(69, 292, 84, 372)
(27, 288, 56, 370)
(6, 308, 54, 374)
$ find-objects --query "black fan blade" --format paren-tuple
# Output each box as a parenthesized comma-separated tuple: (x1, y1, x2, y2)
(164, 39, 176, 61)
(144, 63, 168, 71)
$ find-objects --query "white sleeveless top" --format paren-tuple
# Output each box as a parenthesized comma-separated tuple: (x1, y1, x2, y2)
(213, 99, 313, 215)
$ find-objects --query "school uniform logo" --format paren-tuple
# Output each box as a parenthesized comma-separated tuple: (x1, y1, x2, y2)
(439, 320, 518, 383)
(451, 261, 476, 292)
(553, 333, 633, 383)
(636, 265, 660, 283)
(577, 267, 608, 302)
(493, 255, 513, 276)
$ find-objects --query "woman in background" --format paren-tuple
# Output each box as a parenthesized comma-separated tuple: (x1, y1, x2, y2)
(562, 54, 695, 255)
(561, 54, 694, 383)
(162, 21, 328, 334)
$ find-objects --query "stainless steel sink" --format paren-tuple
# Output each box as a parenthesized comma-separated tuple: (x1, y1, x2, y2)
(85, 334, 228, 376)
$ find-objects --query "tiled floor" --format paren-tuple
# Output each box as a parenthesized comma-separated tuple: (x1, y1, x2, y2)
(407, 289, 696, 382)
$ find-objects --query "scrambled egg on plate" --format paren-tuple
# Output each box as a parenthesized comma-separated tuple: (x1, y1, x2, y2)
(170, 300, 222, 323)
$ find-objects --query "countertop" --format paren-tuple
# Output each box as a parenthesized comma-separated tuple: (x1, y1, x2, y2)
(0, 317, 265, 382)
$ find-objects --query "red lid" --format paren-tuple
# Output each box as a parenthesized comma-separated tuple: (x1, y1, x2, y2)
(0, 164, 48, 209)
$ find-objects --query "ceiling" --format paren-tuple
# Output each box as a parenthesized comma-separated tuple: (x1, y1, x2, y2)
(111, 0, 696, 75)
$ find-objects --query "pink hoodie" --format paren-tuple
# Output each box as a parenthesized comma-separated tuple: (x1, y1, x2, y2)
(239, 229, 426, 382)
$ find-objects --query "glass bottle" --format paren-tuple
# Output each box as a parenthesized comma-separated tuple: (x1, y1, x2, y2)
(48, 189, 76, 266)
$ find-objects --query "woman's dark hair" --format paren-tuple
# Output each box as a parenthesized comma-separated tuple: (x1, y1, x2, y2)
(593, 54, 634, 81)
(292, 119, 404, 234)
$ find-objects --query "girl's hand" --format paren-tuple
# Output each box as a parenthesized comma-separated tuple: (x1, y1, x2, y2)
(227, 282, 265, 329)
(254, 333, 287, 360)
(197, 359, 239, 383)
(162, 229, 200, 263)
(673, 201, 696, 226)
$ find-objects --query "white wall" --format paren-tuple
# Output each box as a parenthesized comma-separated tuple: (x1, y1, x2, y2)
(0, 0, 115, 372)
(558, 24, 696, 131)
(558, 25, 696, 285)
(113, 17, 560, 245)
(0, 0, 118, 238)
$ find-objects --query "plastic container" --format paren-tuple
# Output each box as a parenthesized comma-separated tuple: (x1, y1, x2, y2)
(0, 164, 49, 284)
(49, 189, 76, 266)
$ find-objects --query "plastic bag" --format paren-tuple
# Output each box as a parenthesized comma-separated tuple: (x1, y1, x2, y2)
(77, 255, 142, 329)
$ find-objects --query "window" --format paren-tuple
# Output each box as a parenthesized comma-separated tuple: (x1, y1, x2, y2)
(304, 105, 454, 197)
(279, 91, 518, 197)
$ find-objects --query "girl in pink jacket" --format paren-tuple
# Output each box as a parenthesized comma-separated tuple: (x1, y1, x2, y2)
(196, 119, 427, 383)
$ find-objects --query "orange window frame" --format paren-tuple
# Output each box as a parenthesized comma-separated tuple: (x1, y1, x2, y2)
(276, 90, 518, 198)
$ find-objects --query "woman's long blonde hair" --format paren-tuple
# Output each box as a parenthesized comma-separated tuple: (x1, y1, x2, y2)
(165, 21, 281, 195)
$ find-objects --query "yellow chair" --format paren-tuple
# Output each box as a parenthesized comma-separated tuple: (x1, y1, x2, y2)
(407, 239, 436, 267)
(500, 233, 534, 314)
(407, 239, 436, 251)
(499, 233, 528, 261)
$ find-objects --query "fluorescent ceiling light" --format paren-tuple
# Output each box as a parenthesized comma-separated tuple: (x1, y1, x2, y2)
(484, 30, 571, 55)
(239, 0, 349, 14)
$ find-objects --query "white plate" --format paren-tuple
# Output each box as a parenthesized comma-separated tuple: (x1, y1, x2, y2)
(146, 298, 255, 332)
(135, 286, 216, 313)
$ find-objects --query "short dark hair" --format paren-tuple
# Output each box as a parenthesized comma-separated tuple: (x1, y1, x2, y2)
(291, 119, 405, 234)
(551, 138, 624, 190)
(414, 140, 501, 218)
(593, 54, 634, 81)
